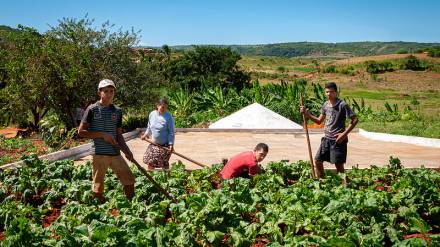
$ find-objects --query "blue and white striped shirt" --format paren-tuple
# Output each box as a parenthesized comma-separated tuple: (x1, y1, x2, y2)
(82, 101, 122, 155)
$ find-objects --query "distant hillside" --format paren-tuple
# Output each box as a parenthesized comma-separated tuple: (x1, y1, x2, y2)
(2, 24, 439, 58)
(171, 42, 440, 58)
(0, 25, 20, 34)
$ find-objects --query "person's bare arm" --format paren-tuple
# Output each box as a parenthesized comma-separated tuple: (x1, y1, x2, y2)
(116, 128, 134, 161)
(78, 122, 117, 145)
(335, 115, 359, 144)
(300, 106, 325, 125)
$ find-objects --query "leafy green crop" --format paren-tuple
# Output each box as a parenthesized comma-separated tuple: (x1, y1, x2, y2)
(0, 155, 438, 246)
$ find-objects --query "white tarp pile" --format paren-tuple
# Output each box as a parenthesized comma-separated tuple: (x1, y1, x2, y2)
(209, 103, 303, 129)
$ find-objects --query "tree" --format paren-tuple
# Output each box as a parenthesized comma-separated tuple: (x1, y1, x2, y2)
(167, 46, 250, 91)
(162, 44, 171, 61)
(0, 17, 160, 129)
(0, 26, 51, 128)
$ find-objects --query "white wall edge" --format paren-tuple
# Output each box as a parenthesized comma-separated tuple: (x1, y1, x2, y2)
(0, 129, 141, 170)
(359, 128, 440, 148)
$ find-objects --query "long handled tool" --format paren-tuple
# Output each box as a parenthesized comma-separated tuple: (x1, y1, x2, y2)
(300, 94, 316, 178)
(143, 139, 208, 168)
(130, 158, 177, 202)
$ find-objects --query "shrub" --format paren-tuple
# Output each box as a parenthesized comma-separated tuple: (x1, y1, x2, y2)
(122, 114, 148, 132)
(427, 47, 440, 57)
(396, 49, 408, 54)
(364, 60, 395, 74)
(323, 65, 337, 73)
(338, 65, 356, 76)
(277, 66, 287, 73)
(400, 55, 426, 71)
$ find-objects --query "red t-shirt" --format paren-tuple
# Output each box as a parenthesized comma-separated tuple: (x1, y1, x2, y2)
(220, 151, 260, 179)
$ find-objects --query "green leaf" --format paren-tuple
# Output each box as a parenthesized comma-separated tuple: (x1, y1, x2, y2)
(206, 231, 224, 243)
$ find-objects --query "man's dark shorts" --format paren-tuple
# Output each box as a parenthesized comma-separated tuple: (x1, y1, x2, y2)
(315, 137, 348, 164)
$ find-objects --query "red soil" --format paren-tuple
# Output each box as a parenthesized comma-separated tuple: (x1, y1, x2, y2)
(43, 208, 61, 228)
(110, 208, 119, 217)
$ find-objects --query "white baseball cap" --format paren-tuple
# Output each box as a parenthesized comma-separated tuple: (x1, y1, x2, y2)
(98, 79, 116, 90)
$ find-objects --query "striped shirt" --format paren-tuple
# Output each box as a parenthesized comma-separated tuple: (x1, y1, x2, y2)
(82, 101, 122, 155)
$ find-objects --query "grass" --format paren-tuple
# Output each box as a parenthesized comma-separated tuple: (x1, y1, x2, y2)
(357, 119, 440, 139)
(341, 90, 440, 138)
(293, 67, 318, 73)
(342, 89, 399, 100)
(240, 53, 440, 138)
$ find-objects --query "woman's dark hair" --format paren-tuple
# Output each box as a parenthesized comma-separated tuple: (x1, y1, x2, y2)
(325, 82, 338, 92)
(254, 143, 269, 152)
(156, 98, 168, 106)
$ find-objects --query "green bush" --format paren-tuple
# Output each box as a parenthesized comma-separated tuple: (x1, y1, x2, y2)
(400, 55, 426, 71)
(122, 114, 148, 132)
(364, 60, 395, 74)
(323, 65, 337, 73)
(338, 65, 356, 75)
(395, 49, 408, 54)
(427, 47, 440, 57)
(39, 114, 75, 149)
(277, 66, 287, 73)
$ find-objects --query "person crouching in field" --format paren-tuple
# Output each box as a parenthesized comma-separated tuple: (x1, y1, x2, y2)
(220, 143, 269, 180)
(141, 98, 175, 170)
(78, 79, 136, 203)
(300, 82, 358, 178)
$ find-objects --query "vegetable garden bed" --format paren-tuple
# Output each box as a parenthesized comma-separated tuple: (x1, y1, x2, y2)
(0, 135, 49, 166)
(0, 155, 438, 246)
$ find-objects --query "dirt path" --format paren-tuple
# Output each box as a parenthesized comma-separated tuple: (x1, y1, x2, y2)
(0, 127, 23, 138)
(75, 132, 439, 170)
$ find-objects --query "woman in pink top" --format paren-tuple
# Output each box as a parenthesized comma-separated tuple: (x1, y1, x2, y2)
(220, 143, 269, 179)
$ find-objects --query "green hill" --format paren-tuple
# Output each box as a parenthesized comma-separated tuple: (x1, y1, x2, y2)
(1, 24, 439, 58)
(171, 41, 439, 58)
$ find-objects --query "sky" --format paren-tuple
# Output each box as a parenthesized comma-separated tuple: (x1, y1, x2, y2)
(2, 0, 440, 46)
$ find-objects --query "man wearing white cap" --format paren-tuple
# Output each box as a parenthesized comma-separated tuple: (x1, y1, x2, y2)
(78, 79, 136, 203)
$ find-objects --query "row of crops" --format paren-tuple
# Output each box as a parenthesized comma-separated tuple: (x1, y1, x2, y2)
(0, 155, 439, 246)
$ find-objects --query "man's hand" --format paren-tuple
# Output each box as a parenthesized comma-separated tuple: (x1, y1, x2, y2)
(300, 106, 308, 115)
(102, 133, 117, 145)
(335, 133, 348, 144)
(169, 145, 174, 152)
(300, 106, 310, 119)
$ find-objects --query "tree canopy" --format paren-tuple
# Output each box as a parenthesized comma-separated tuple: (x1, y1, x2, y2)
(0, 18, 162, 129)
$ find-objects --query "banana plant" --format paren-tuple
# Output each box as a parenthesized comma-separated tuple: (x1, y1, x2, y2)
(196, 86, 236, 116)
(167, 87, 195, 119)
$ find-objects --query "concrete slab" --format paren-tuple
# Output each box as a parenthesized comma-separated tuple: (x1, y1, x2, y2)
(74, 132, 440, 171)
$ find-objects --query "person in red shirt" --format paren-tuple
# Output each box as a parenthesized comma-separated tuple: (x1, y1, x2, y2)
(220, 143, 269, 179)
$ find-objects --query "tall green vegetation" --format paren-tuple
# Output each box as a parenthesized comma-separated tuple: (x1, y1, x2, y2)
(166, 79, 326, 128)
(427, 47, 440, 57)
(167, 46, 250, 91)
